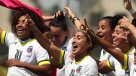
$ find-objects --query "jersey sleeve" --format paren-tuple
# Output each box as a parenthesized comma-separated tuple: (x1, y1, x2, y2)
(1, 31, 16, 47)
(106, 56, 115, 70)
(36, 46, 50, 65)
(58, 50, 65, 65)
(122, 54, 129, 70)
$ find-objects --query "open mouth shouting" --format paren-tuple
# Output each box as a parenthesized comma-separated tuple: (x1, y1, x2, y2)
(72, 42, 78, 50)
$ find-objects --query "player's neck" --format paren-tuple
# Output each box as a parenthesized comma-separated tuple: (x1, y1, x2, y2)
(75, 52, 88, 62)
(120, 44, 132, 54)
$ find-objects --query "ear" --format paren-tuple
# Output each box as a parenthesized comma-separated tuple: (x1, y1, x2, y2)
(87, 40, 92, 49)
(64, 31, 68, 36)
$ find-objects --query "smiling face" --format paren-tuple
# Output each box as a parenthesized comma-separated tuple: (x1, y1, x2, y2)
(112, 25, 130, 47)
(15, 15, 32, 40)
(72, 31, 92, 56)
(97, 19, 113, 43)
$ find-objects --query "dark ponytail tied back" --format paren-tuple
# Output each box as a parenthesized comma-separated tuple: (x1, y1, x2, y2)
(49, 11, 67, 32)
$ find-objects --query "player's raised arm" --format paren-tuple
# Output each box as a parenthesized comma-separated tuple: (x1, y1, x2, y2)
(87, 28, 125, 66)
(123, 0, 136, 18)
(64, 7, 84, 30)
(28, 18, 62, 62)
(42, 10, 64, 21)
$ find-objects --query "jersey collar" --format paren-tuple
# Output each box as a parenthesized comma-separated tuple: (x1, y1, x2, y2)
(18, 38, 35, 46)
(74, 55, 89, 64)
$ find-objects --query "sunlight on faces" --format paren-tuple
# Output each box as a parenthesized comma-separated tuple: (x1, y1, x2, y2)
(112, 25, 130, 47)
(97, 19, 113, 42)
(72, 31, 92, 56)
(15, 15, 32, 40)
(49, 26, 67, 47)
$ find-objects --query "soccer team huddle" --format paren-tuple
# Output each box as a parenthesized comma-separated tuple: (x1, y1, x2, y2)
(0, 0, 136, 76)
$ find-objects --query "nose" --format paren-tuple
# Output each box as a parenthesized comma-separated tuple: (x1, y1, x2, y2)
(97, 28, 102, 33)
(16, 22, 23, 27)
(112, 32, 116, 37)
(72, 37, 77, 42)
(16, 24, 21, 30)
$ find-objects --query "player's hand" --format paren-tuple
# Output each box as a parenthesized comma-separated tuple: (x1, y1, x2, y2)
(118, 16, 131, 29)
(6, 59, 24, 67)
(54, 10, 64, 19)
(123, 0, 132, 11)
(64, 7, 75, 19)
(99, 60, 107, 70)
(25, 14, 36, 31)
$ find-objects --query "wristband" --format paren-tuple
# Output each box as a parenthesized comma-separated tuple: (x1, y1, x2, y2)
(72, 16, 80, 23)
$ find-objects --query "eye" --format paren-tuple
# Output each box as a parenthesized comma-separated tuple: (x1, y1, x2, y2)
(116, 30, 120, 35)
(17, 21, 20, 24)
(22, 20, 27, 24)
(101, 25, 106, 30)
(77, 37, 81, 40)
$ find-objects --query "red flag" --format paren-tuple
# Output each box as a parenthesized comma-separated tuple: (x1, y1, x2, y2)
(0, 0, 42, 17)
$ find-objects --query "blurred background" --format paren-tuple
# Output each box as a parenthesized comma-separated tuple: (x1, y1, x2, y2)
(0, 0, 136, 75)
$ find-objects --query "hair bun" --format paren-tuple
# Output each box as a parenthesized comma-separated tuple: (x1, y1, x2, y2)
(113, 15, 123, 21)
(57, 11, 65, 21)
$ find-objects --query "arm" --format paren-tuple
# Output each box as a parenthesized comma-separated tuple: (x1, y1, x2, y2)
(6, 59, 50, 75)
(123, 0, 136, 18)
(42, 11, 64, 21)
(64, 7, 83, 30)
(87, 29, 125, 65)
(42, 15, 54, 21)
(28, 19, 61, 62)
(98, 60, 113, 74)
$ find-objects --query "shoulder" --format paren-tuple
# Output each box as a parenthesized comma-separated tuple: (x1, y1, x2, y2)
(6, 32, 17, 39)
(84, 56, 97, 66)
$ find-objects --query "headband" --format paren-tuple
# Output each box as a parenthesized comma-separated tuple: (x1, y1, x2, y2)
(78, 30, 92, 41)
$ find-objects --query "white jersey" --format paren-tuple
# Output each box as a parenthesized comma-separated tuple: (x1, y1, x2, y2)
(59, 50, 98, 76)
(57, 38, 73, 76)
(1, 31, 50, 76)
(100, 49, 111, 61)
(124, 48, 136, 76)
(99, 49, 115, 76)
(107, 47, 135, 76)
(128, 54, 136, 76)
(129, 64, 136, 76)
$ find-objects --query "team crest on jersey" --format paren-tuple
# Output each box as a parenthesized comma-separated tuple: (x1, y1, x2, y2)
(76, 66, 82, 73)
(27, 46, 33, 53)
(69, 66, 82, 76)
